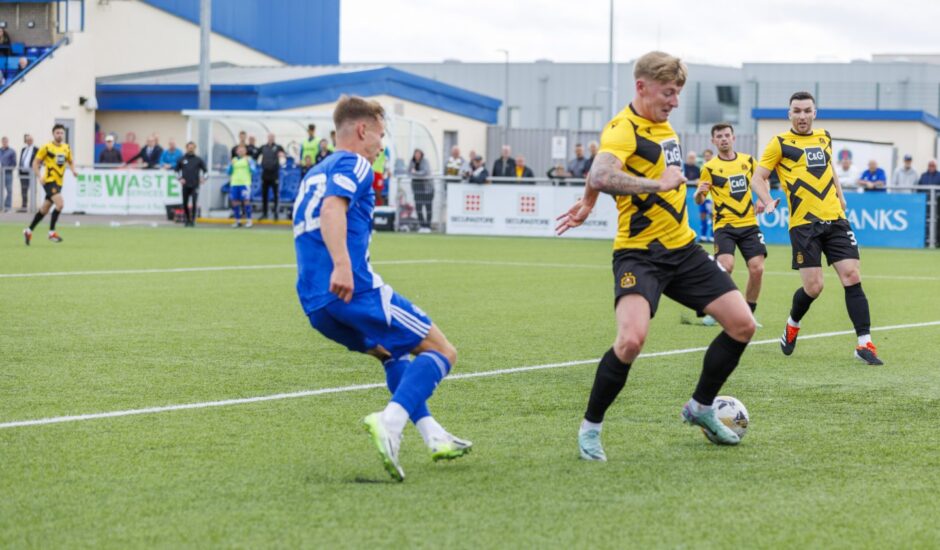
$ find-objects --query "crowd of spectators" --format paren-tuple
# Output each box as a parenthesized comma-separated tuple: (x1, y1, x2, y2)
(0, 28, 45, 88)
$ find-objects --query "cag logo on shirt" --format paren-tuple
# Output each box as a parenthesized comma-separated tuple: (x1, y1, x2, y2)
(729, 174, 748, 200)
(661, 139, 682, 168)
(805, 147, 827, 168)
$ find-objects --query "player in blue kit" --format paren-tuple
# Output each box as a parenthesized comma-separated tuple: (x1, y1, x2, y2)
(293, 96, 471, 482)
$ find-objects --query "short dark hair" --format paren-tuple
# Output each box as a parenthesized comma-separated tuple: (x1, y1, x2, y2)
(186, 141, 195, 147)
(308, 124, 316, 131)
(710, 123, 734, 136)
(333, 95, 385, 129)
(789, 91, 816, 105)
(52, 123, 65, 133)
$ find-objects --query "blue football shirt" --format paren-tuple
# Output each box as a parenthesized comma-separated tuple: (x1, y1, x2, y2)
(293, 150, 380, 313)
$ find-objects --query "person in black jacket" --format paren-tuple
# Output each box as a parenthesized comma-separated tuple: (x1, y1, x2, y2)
(175, 142, 207, 227)
(257, 133, 285, 220)
(491, 145, 516, 178)
(98, 135, 123, 165)
(468, 155, 489, 184)
(125, 136, 163, 169)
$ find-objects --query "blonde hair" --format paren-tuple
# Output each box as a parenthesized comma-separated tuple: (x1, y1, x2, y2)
(333, 95, 386, 128)
(633, 51, 688, 86)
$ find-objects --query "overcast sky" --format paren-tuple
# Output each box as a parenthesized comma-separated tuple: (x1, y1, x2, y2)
(341, 0, 940, 66)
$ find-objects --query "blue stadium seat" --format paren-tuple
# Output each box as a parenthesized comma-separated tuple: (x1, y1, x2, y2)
(279, 168, 302, 202)
(10, 42, 24, 56)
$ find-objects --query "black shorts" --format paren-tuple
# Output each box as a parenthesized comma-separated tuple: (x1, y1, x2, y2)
(714, 225, 768, 262)
(43, 183, 62, 200)
(612, 242, 738, 317)
(789, 219, 860, 270)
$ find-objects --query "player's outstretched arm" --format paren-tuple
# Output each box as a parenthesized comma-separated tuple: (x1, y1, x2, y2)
(589, 152, 684, 196)
(693, 182, 710, 205)
(320, 196, 354, 303)
(751, 166, 778, 214)
(555, 172, 599, 235)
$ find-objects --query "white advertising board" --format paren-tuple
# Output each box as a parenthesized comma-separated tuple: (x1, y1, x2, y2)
(61, 169, 181, 215)
(446, 183, 620, 240)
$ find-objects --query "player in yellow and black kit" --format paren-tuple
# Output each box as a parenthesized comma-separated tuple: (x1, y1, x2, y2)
(556, 51, 757, 459)
(751, 91, 882, 365)
(694, 123, 767, 318)
(24, 124, 77, 245)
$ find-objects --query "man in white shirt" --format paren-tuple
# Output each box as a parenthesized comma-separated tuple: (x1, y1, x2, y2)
(891, 154, 918, 193)
(444, 146, 465, 179)
(833, 151, 861, 193)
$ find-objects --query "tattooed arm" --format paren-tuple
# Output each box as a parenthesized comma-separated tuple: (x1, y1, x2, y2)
(588, 152, 686, 196)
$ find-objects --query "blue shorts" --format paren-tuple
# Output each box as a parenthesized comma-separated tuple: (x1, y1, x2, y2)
(230, 185, 250, 202)
(699, 199, 712, 215)
(308, 285, 432, 358)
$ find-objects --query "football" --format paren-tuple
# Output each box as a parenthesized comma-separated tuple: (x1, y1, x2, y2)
(703, 396, 749, 443)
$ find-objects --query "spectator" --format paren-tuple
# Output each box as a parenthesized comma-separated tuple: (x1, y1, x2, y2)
(372, 145, 389, 206)
(301, 124, 318, 163)
(892, 155, 919, 193)
(583, 141, 599, 174)
(258, 133, 285, 220)
(247, 135, 260, 160)
(858, 160, 886, 192)
(492, 145, 515, 178)
(683, 151, 701, 183)
(18, 57, 28, 72)
(702, 148, 714, 162)
(230, 131, 249, 159)
(300, 155, 315, 178)
(125, 136, 163, 169)
(315, 139, 330, 165)
(444, 145, 465, 178)
(468, 155, 489, 184)
(175, 141, 207, 227)
(98, 135, 122, 164)
(159, 139, 183, 169)
(514, 155, 534, 181)
(919, 159, 940, 188)
(18, 133, 37, 211)
(0, 136, 16, 211)
(461, 150, 477, 180)
(566, 143, 589, 178)
(547, 162, 571, 180)
(834, 150, 860, 192)
(410, 148, 433, 232)
(0, 28, 11, 50)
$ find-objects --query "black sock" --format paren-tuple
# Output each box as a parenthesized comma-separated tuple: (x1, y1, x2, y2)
(747, 301, 757, 313)
(29, 212, 45, 231)
(49, 209, 61, 231)
(790, 287, 816, 323)
(692, 331, 749, 406)
(844, 283, 871, 337)
(584, 348, 632, 423)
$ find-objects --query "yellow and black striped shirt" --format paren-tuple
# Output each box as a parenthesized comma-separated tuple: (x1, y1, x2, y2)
(700, 153, 758, 230)
(599, 105, 695, 250)
(35, 141, 72, 185)
(758, 129, 844, 227)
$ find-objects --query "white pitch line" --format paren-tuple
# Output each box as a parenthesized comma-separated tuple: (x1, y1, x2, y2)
(2, 320, 938, 431)
(3, 259, 939, 281)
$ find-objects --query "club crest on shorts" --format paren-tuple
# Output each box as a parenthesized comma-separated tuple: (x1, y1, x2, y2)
(620, 272, 636, 288)
(797, 251, 804, 265)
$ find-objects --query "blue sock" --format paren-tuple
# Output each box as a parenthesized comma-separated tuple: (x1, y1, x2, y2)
(245, 203, 252, 219)
(233, 204, 241, 221)
(700, 217, 707, 236)
(383, 356, 431, 423)
(391, 351, 451, 418)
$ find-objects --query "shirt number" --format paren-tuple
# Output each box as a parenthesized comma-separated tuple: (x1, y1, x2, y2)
(293, 173, 327, 237)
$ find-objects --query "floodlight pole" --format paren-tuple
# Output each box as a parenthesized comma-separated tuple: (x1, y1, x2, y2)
(608, 0, 617, 123)
(197, 0, 211, 164)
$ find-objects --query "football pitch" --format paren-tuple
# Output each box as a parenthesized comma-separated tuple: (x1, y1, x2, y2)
(2, 223, 939, 548)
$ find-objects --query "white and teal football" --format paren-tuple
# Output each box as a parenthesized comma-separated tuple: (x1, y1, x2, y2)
(704, 396, 749, 443)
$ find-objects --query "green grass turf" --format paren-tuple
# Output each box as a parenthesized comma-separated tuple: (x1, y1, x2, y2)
(1, 223, 939, 548)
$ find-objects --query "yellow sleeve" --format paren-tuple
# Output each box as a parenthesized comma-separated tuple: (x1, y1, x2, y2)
(758, 137, 781, 172)
(35, 145, 48, 163)
(66, 146, 73, 163)
(598, 120, 636, 166)
(747, 155, 755, 178)
(699, 164, 713, 184)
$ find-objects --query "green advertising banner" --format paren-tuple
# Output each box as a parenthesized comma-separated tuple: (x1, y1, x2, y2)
(62, 169, 181, 215)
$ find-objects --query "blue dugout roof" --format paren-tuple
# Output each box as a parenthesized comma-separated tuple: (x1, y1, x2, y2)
(97, 66, 502, 123)
(752, 108, 940, 132)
